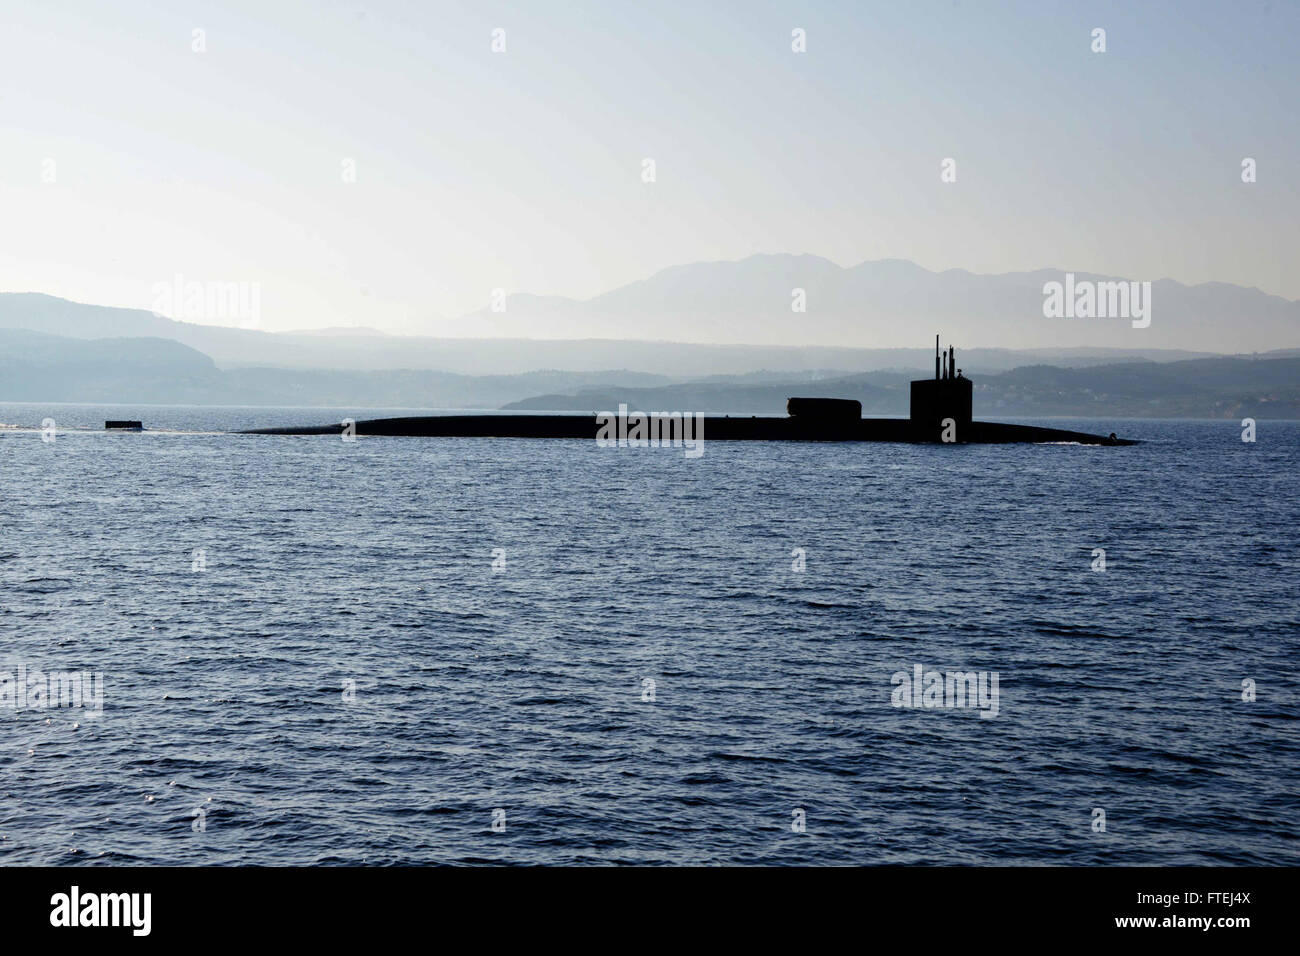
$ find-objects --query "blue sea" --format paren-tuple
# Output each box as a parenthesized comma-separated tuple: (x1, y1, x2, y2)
(1, 404, 1297, 865)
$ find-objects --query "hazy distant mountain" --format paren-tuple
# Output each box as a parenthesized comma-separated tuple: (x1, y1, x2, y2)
(0, 329, 667, 407)
(4, 250, 1295, 381)
(0, 328, 224, 403)
(450, 254, 1300, 352)
(0, 291, 1230, 377)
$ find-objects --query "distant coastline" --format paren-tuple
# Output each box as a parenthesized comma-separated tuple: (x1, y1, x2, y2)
(1, 328, 1292, 419)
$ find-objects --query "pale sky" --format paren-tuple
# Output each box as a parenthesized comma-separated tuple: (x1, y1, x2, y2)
(0, 0, 1296, 332)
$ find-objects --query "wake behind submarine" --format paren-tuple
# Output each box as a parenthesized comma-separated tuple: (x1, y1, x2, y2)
(239, 337, 1137, 446)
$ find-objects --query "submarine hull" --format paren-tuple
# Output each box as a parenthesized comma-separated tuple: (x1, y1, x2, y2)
(243, 414, 1136, 445)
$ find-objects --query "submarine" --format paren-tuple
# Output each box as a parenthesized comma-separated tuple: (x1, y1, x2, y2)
(242, 337, 1136, 445)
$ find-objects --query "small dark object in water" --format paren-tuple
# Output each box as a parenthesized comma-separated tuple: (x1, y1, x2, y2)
(105, 420, 143, 430)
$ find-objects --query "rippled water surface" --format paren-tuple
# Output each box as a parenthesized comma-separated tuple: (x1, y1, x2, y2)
(2, 404, 1297, 865)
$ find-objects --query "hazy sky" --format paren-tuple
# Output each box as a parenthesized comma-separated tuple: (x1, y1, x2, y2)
(1, 0, 1296, 332)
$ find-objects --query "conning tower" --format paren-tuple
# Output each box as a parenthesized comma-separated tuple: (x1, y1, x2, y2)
(909, 335, 973, 441)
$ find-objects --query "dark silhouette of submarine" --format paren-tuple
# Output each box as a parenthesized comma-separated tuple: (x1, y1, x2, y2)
(243, 337, 1136, 445)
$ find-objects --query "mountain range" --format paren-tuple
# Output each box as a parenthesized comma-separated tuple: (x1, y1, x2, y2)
(0, 254, 1296, 415)
(2, 255, 1296, 374)
(448, 255, 1298, 353)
